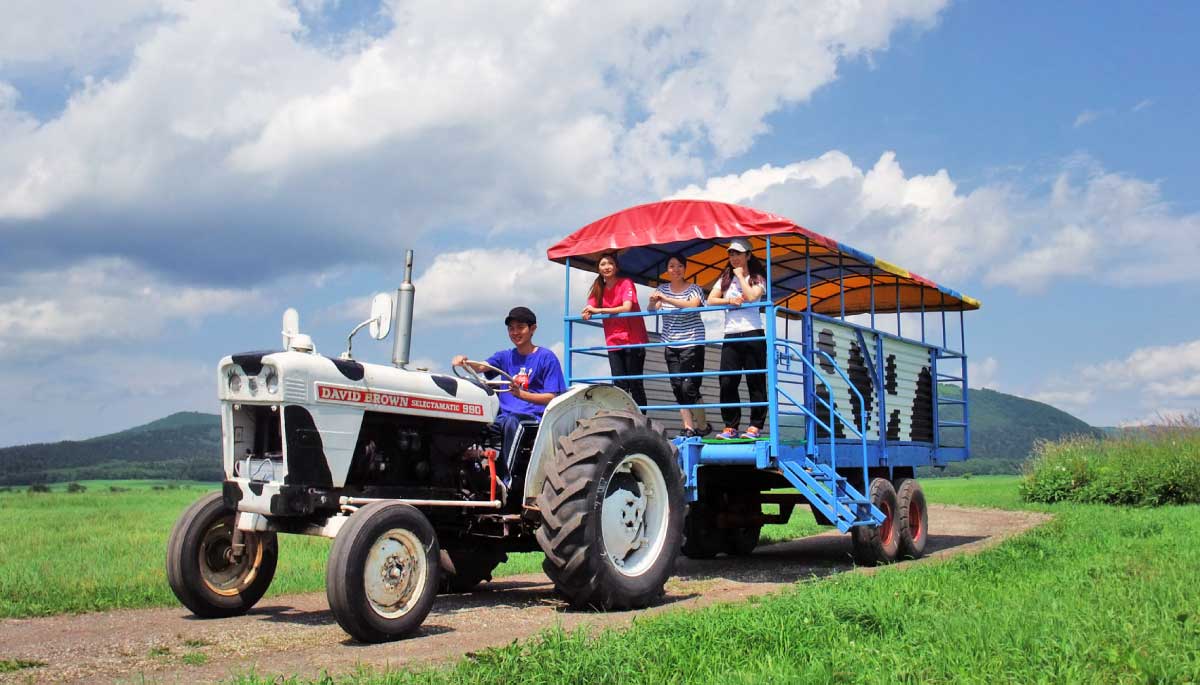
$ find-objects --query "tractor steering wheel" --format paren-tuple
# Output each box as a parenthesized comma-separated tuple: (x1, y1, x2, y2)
(453, 359, 515, 393)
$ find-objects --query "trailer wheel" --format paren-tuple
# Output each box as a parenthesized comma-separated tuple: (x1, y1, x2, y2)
(167, 492, 277, 618)
(326, 502, 439, 643)
(851, 478, 900, 565)
(725, 526, 761, 556)
(681, 504, 722, 559)
(439, 544, 508, 593)
(894, 478, 928, 559)
(536, 410, 684, 609)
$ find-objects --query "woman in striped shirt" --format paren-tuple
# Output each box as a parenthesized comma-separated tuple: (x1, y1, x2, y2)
(648, 253, 712, 438)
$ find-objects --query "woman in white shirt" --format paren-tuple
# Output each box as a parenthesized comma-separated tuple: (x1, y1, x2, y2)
(706, 239, 768, 439)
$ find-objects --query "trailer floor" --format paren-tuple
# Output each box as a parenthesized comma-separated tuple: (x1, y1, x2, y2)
(0, 505, 1049, 684)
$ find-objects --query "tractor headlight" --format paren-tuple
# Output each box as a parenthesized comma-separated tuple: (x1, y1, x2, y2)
(227, 371, 242, 393)
(265, 370, 279, 394)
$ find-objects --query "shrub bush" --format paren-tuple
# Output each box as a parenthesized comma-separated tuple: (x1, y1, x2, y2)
(26, 484, 50, 494)
(66, 482, 87, 493)
(1021, 414, 1200, 506)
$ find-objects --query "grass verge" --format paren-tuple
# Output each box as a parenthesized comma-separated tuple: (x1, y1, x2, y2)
(1021, 421, 1200, 505)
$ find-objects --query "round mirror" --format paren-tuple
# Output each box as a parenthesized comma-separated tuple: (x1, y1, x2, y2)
(368, 293, 393, 340)
(281, 308, 300, 349)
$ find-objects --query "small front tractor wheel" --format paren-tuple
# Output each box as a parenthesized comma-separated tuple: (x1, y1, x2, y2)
(326, 502, 440, 643)
(166, 492, 278, 618)
(894, 478, 929, 559)
(536, 410, 685, 609)
(851, 478, 900, 565)
(439, 544, 508, 593)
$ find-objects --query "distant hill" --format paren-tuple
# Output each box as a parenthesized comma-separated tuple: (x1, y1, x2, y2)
(929, 387, 1104, 476)
(109, 411, 217, 437)
(0, 388, 1102, 484)
(0, 412, 222, 485)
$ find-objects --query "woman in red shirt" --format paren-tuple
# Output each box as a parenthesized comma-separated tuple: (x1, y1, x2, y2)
(582, 252, 649, 410)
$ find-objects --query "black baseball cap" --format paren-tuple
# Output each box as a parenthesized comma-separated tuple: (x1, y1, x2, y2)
(504, 306, 537, 326)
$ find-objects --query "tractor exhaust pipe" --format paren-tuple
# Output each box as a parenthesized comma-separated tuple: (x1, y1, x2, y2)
(392, 250, 415, 368)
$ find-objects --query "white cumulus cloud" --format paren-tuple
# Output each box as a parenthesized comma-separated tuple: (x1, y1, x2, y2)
(0, 257, 261, 359)
(671, 150, 1200, 292)
(0, 0, 950, 287)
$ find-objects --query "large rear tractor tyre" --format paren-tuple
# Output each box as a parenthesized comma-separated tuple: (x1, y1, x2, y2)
(326, 502, 440, 643)
(851, 478, 900, 566)
(439, 544, 508, 593)
(166, 492, 277, 618)
(536, 411, 685, 609)
(681, 503, 722, 559)
(894, 478, 929, 559)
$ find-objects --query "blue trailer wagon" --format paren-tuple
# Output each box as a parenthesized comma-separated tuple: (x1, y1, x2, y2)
(547, 199, 979, 564)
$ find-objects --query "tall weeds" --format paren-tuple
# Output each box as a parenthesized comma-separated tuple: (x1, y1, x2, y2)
(1020, 411, 1200, 505)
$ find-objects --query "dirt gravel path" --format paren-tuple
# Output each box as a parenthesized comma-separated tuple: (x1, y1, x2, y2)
(0, 505, 1049, 684)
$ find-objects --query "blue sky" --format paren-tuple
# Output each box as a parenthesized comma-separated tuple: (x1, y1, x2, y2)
(1, 0, 1198, 446)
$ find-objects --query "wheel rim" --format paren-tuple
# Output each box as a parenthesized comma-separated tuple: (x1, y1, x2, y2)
(198, 518, 264, 597)
(909, 499, 923, 541)
(879, 500, 895, 547)
(363, 528, 427, 619)
(600, 453, 670, 577)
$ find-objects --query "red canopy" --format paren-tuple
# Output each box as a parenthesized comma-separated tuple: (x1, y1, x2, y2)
(547, 200, 817, 259)
(546, 199, 980, 315)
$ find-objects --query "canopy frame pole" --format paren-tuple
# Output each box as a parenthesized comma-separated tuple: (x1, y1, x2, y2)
(869, 265, 876, 330)
(805, 237, 812, 314)
(960, 309, 966, 354)
(941, 292, 948, 350)
(563, 257, 573, 382)
(920, 285, 927, 344)
(765, 237, 779, 453)
(838, 251, 846, 320)
(895, 276, 902, 338)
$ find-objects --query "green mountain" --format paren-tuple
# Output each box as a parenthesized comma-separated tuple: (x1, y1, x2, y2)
(0, 388, 1100, 485)
(929, 387, 1104, 476)
(0, 412, 223, 485)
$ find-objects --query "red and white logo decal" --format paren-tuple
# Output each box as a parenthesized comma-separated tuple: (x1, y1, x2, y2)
(315, 383, 484, 417)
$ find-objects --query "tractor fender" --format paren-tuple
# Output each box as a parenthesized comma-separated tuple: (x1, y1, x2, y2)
(520, 384, 638, 506)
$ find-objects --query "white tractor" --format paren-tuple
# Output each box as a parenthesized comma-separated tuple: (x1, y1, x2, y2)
(166, 252, 684, 642)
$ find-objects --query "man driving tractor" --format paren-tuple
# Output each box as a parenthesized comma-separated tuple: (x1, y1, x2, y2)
(452, 306, 566, 484)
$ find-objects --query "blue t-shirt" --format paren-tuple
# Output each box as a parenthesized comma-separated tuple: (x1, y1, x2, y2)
(485, 346, 567, 419)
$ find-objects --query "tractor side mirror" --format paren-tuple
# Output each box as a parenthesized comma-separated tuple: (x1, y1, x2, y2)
(342, 292, 395, 359)
(368, 292, 393, 340)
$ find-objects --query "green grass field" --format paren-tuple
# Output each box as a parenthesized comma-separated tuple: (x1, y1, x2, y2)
(5, 476, 1199, 683)
(0, 478, 818, 619)
(233, 475, 1197, 684)
(0, 480, 552, 618)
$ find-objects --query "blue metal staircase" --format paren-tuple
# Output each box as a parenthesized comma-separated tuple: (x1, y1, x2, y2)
(772, 342, 885, 532)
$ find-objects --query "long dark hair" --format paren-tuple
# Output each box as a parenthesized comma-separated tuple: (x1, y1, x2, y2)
(719, 254, 766, 292)
(588, 252, 620, 304)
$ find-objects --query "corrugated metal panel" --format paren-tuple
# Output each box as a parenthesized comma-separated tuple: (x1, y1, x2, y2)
(812, 322, 878, 440)
(881, 335, 934, 442)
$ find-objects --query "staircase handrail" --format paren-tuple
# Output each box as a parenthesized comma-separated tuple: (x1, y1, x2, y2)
(776, 340, 870, 490)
